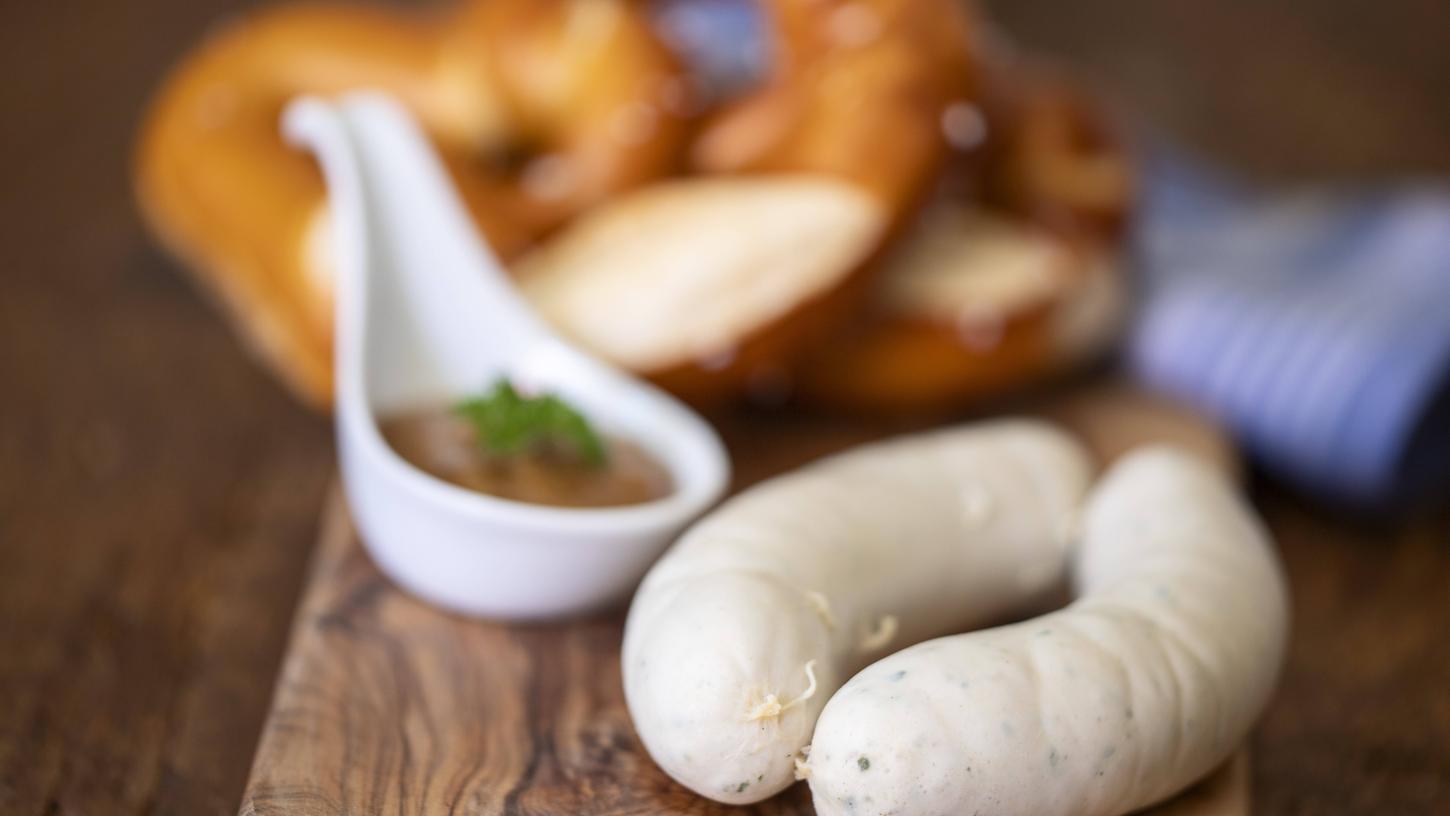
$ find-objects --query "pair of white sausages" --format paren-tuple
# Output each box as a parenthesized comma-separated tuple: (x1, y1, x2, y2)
(622, 420, 1288, 815)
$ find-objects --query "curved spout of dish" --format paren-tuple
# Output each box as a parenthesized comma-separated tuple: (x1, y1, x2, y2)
(283, 92, 552, 415)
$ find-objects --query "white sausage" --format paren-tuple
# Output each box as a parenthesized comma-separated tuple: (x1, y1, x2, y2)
(806, 447, 1289, 816)
(622, 421, 1094, 803)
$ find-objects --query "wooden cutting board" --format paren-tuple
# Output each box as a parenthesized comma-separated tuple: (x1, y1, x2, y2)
(237, 382, 1251, 815)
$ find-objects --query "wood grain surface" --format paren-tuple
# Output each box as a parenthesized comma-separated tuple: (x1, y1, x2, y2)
(1, 0, 1449, 814)
(239, 385, 1250, 816)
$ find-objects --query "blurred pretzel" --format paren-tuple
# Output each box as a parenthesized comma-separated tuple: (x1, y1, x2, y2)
(523, 0, 982, 404)
(796, 68, 1134, 415)
(980, 61, 1133, 239)
(136, 0, 690, 406)
(693, 0, 978, 212)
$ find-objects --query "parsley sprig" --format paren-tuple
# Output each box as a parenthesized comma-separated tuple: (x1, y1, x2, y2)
(452, 379, 606, 467)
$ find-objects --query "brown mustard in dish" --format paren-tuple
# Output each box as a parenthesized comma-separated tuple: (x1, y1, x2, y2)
(381, 408, 672, 508)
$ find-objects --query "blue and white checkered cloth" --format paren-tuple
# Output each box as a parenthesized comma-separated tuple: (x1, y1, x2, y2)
(1132, 155, 1450, 506)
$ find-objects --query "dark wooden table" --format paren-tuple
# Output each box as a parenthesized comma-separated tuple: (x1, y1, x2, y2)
(1, 1, 1446, 814)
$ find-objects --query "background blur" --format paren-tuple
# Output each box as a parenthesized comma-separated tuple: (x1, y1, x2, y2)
(1, 1, 1448, 813)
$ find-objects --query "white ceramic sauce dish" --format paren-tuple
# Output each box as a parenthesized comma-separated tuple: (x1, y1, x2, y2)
(284, 93, 731, 620)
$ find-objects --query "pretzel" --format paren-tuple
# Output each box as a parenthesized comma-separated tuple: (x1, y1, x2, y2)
(979, 62, 1133, 240)
(692, 0, 977, 211)
(796, 69, 1133, 415)
(135, 0, 690, 406)
(521, 0, 980, 404)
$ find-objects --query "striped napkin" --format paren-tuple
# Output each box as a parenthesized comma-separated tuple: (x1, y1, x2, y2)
(1132, 155, 1450, 507)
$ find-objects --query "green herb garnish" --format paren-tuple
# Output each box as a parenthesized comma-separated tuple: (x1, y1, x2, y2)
(453, 379, 606, 467)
